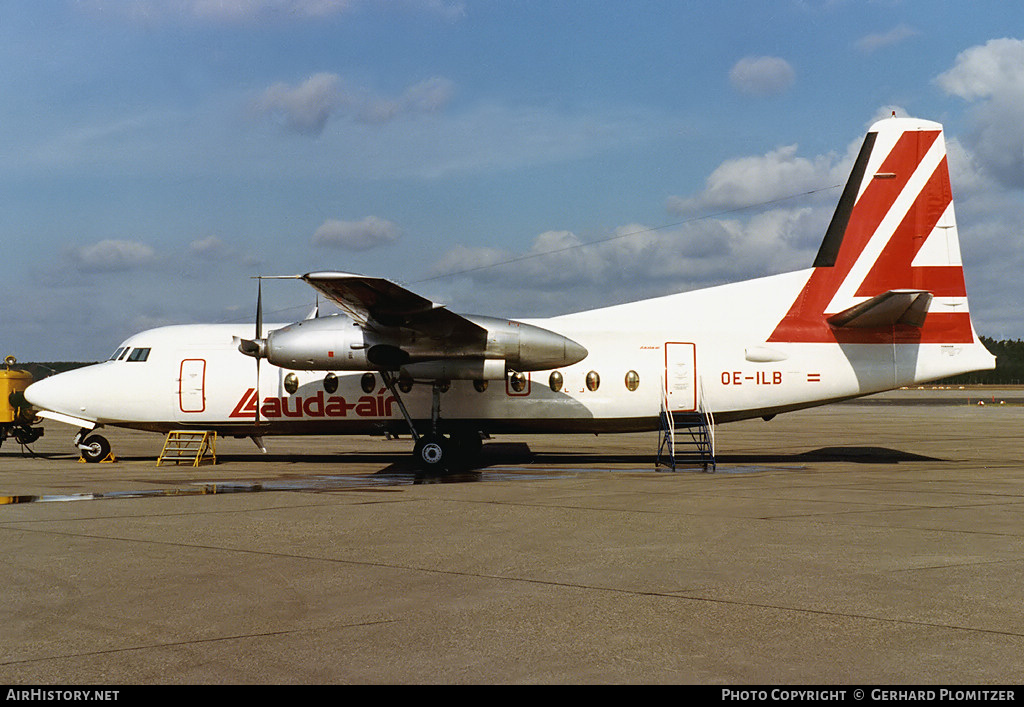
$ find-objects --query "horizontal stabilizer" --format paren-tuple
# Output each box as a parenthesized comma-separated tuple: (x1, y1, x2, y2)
(827, 290, 933, 329)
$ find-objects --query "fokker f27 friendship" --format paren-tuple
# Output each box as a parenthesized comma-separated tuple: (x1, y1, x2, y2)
(26, 116, 996, 471)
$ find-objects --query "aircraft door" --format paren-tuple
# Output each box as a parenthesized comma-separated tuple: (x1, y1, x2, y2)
(179, 359, 206, 414)
(664, 342, 696, 413)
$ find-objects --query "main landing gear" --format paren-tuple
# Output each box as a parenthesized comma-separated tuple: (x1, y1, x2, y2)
(381, 372, 483, 475)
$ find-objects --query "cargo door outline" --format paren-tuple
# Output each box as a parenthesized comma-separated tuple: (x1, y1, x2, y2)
(179, 359, 206, 413)
(664, 342, 696, 413)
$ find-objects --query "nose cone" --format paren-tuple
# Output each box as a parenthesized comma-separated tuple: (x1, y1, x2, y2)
(24, 367, 99, 421)
(24, 374, 63, 413)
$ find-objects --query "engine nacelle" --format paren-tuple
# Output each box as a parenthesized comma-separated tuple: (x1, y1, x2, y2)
(251, 312, 588, 377)
(265, 316, 370, 370)
(401, 358, 507, 381)
(467, 315, 588, 372)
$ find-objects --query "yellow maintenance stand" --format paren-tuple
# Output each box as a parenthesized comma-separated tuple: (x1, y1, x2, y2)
(1, 356, 44, 448)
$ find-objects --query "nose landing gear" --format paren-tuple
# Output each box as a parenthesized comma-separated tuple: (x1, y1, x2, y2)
(75, 429, 114, 463)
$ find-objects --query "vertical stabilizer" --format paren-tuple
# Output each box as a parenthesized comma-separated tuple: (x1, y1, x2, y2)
(769, 116, 981, 346)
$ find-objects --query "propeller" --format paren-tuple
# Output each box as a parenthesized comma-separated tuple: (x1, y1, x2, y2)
(254, 277, 262, 426)
(236, 277, 267, 426)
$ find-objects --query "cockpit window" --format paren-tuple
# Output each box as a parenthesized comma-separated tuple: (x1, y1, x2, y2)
(108, 347, 126, 361)
(118, 348, 130, 360)
(126, 347, 151, 362)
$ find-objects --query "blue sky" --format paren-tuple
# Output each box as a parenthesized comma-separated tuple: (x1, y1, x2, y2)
(2, 0, 1023, 360)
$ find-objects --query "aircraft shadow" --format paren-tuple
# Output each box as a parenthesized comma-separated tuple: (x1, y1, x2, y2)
(3, 443, 943, 474)
(478, 444, 942, 467)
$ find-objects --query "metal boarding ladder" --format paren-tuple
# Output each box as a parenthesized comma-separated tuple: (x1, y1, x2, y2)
(656, 377, 716, 472)
(157, 430, 217, 467)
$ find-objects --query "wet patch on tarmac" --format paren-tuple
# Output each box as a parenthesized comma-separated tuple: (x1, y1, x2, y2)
(0, 462, 800, 504)
(0, 467, 579, 504)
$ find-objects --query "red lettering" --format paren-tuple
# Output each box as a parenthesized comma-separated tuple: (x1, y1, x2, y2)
(229, 389, 398, 420)
(281, 396, 303, 418)
(355, 396, 377, 416)
(325, 396, 352, 416)
(261, 397, 281, 418)
(773, 371, 782, 384)
(230, 388, 256, 418)
(303, 391, 325, 417)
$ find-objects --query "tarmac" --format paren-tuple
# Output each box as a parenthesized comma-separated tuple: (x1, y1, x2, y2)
(1, 387, 1023, 684)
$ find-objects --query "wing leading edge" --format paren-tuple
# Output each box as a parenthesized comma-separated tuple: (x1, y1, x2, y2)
(301, 271, 486, 339)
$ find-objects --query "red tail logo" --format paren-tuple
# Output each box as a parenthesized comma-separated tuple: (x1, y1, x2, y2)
(769, 119, 974, 344)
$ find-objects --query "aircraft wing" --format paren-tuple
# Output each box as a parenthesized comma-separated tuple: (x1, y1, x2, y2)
(300, 271, 486, 338)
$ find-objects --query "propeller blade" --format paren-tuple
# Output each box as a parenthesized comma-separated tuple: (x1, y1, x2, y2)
(255, 278, 262, 426)
(255, 356, 261, 426)
(256, 277, 263, 340)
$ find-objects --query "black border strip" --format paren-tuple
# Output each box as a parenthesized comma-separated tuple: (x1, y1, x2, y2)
(813, 131, 877, 267)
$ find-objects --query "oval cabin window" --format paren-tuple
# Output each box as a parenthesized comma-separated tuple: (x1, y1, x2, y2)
(360, 373, 376, 394)
(549, 371, 563, 392)
(284, 372, 299, 395)
(323, 372, 338, 393)
(625, 370, 640, 391)
(399, 374, 414, 393)
(509, 371, 527, 392)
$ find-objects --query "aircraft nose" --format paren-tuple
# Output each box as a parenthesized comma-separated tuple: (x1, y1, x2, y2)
(24, 367, 98, 419)
(24, 375, 66, 414)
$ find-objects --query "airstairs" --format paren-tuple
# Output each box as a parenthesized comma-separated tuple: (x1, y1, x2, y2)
(656, 378, 716, 472)
(157, 430, 217, 467)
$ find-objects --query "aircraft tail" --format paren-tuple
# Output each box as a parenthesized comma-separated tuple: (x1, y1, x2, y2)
(769, 115, 989, 359)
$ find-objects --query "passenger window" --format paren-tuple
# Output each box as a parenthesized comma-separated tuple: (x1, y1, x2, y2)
(509, 371, 527, 393)
(126, 348, 151, 362)
(625, 370, 640, 391)
(399, 374, 414, 393)
(586, 371, 600, 391)
(323, 373, 338, 394)
(284, 372, 299, 394)
(549, 371, 563, 392)
(361, 373, 376, 394)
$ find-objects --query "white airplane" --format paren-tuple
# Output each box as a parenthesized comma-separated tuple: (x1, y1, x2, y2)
(25, 116, 995, 471)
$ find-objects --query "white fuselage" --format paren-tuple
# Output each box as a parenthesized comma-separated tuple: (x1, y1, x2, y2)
(25, 267, 994, 438)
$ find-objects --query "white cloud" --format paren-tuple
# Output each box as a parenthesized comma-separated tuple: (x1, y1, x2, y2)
(255, 73, 344, 136)
(667, 142, 853, 215)
(935, 38, 1024, 100)
(68, 239, 158, 273)
(855, 25, 918, 53)
(427, 204, 828, 319)
(313, 216, 400, 250)
(935, 38, 1024, 188)
(189, 235, 233, 259)
(728, 56, 795, 97)
(354, 77, 457, 124)
(254, 74, 456, 135)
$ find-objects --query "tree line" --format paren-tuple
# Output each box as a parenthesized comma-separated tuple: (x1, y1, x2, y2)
(940, 337, 1024, 385)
